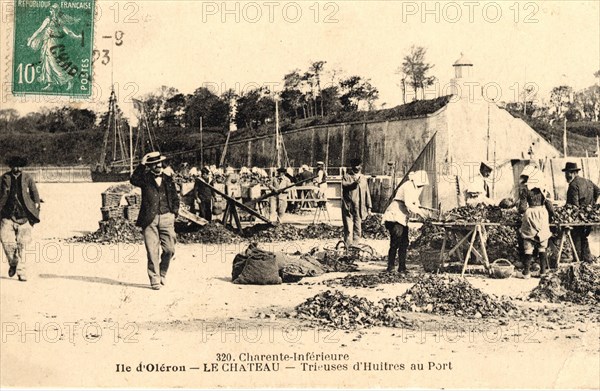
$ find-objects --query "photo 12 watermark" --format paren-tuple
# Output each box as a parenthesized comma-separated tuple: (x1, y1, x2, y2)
(200, 1, 340, 24)
(401, 1, 540, 24)
(1, 320, 139, 344)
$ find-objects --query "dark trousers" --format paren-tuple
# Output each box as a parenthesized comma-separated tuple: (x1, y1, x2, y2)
(572, 226, 593, 262)
(342, 210, 362, 246)
(385, 221, 409, 271)
(199, 199, 212, 222)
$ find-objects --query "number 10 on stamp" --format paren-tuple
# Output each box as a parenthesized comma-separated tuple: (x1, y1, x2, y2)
(12, 0, 95, 97)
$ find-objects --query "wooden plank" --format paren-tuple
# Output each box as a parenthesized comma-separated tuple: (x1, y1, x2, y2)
(250, 176, 317, 204)
(566, 230, 580, 262)
(231, 203, 243, 235)
(178, 207, 208, 226)
(202, 181, 273, 225)
(461, 228, 478, 277)
(476, 225, 491, 270)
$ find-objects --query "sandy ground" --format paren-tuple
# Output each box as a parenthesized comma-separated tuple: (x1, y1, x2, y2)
(0, 183, 599, 389)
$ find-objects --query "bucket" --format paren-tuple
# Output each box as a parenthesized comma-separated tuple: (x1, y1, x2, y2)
(101, 192, 123, 207)
(490, 258, 514, 279)
(421, 249, 443, 273)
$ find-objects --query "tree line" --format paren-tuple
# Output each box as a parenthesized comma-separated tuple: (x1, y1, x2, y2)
(1, 47, 599, 142)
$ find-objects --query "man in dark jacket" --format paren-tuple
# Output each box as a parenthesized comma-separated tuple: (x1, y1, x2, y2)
(0, 156, 40, 282)
(341, 158, 372, 246)
(131, 152, 180, 290)
(563, 162, 600, 262)
(194, 167, 214, 221)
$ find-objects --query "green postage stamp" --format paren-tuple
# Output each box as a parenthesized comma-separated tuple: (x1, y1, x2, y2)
(12, 0, 94, 96)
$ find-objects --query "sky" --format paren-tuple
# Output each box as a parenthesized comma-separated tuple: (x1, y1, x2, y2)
(1, 0, 599, 121)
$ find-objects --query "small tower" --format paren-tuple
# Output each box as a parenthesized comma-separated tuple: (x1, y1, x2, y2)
(449, 52, 481, 102)
(453, 52, 473, 79)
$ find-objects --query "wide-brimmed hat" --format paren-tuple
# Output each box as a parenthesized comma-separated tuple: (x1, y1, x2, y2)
(277, 167, 287, 173)
(316, 161, 325, 166)
(145, 152, 166, 165)
(562, 162, 581, 172)
(480, 161, 493, 172)
(6, 156, 28, 168)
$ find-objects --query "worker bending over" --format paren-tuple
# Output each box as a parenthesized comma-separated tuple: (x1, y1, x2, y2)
(382, 171, 429, 273)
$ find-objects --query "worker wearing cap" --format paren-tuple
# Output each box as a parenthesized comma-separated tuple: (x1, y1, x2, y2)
(225, 166, 241, 200)
(269, 167, 293, 221)
(314, 161, 327, 199)
(341, 158, 372, 246)
(382, 170, 429, 272)
(0, 156, 41, 282)
(563, 162, 600, 262)
(194, 167, 214, 221)
(465, 162, 493, 205)
(131, 152, 180, 290)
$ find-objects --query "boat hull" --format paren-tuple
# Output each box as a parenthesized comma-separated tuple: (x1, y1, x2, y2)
(91, 170, 131, 182)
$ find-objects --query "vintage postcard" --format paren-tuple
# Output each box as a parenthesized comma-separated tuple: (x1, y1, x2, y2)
(0, 1, 599, 389)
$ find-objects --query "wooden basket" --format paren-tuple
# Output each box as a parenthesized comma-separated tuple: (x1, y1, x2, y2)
(249, 185, 262, 200)
(101, 192, 123, 207)
(490, 259, 514, 279)
(101, 206, 124, 221)
(421, 249, 443, 273)
(125, 206, 140, 222)
(125, 194, 140, 206)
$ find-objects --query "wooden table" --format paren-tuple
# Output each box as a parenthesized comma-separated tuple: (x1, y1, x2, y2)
(435, 221, 600, 276)
(434, 222, 499, 277)
(289, 185, 320, 210)
(552, 223, 600, 264)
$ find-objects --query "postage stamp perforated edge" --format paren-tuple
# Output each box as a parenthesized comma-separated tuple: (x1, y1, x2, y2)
(10, 0, 95, 97)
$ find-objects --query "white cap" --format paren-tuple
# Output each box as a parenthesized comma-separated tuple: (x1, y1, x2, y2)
(408, 170, 429, 186)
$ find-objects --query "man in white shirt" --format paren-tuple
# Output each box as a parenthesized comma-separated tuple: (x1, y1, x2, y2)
(382, 170, 429, 272)
(465, 162, 493, 205)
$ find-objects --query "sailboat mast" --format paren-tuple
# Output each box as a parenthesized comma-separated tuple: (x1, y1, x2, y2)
(98, 89, 115, 170)
(112, 92, 118, 161)
(275, 97, 281, 168)
(200, 116, 203, 167)
(129, 124, 134, 174)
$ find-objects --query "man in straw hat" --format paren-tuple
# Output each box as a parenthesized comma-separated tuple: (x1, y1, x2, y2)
(382, 170, 429, 272)
(131, 152, 180, 290)
(341, 158, 372, 246)
(0, 156, 40, 282)
(563, 162, 600, 262)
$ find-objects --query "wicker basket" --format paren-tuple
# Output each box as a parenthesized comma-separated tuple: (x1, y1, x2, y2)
(490, 259, 514, 279)
(101, 206, 124, 221)
(125, 206, 140, 222)
(421, 249, 443, 273)
(125, 194, 140, 206)
(250, 185, 262, 200)
(101, 192, 123, 208)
